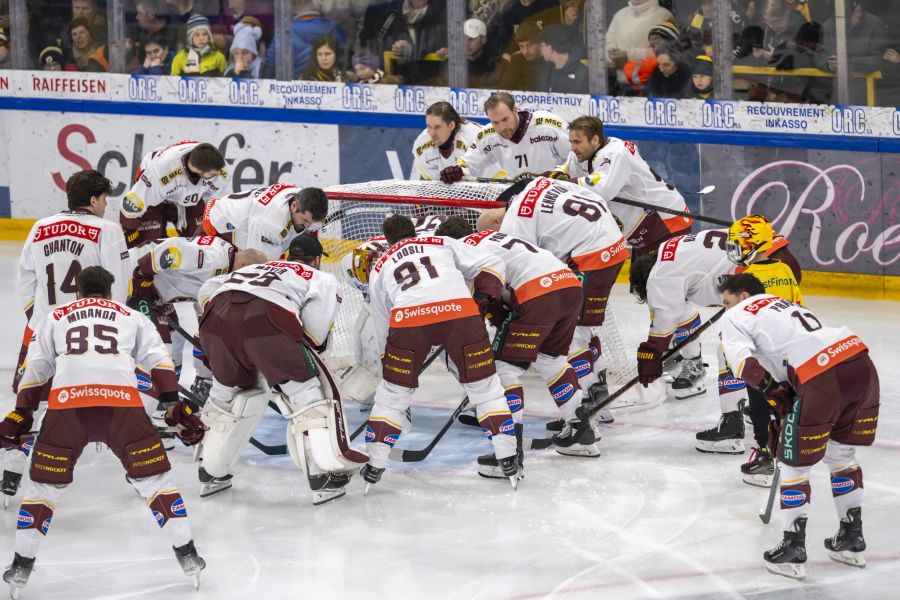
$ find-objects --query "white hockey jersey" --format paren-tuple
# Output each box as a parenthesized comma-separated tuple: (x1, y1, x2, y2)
(202, 183, 305, 260)
(18, 297, 175, 410)
(133, 235, 235, 303)
(204, 260, 341, 347)
(17, 210, 131, 325)
(557, 137, 691, 242)
(412, 121, 482, 181)
(458, 111, 570, 179)
(646, 229, 736, 340)
(460, 229, 580, 305)
(368, 236, 505, 351)
(122, 140, 230, 222)
(499, 178, 627, 272)
(721, 294, 867, 385)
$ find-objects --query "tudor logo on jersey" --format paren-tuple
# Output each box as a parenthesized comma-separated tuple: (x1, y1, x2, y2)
(33, 220, 102, 244)
(517, 178, 552, 218)
(659, 236, 682, 261)
(257, 182, 297, 206)
(266, 261, 314, 280)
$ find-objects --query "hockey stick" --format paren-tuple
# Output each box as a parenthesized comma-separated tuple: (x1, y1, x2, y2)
(387, 396, 470, 463)
(759, 463, 781, 524)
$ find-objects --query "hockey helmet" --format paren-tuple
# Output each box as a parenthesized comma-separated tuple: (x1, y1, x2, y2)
(726, 214, 774, 266)
(349, 240, 387, 286)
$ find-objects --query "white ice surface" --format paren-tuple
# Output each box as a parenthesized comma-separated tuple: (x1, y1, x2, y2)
(0, 240, 898, 600)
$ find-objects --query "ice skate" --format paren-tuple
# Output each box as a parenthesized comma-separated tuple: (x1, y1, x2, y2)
(695, 411, 745, 454)
(670, 356, 706, 399)
(173, 540, 206, 590)
(360, 464, 384, 496)
(3, 553, 34, 600)
(2, 471, 22, 510)
(662, 353, 684, 383)
(552, 414, 600, 458)
(741, 447, 774, 486)
(498, 455, 521, 490)
(584, 372, 614, 424)
(198, 466, 232, 498)
(190, 377, 213, 405)
(825, 507, 866, 568)
(308, 472, 350, 506)
(478, 425, 524, 480)
(764, 518, 807, 580)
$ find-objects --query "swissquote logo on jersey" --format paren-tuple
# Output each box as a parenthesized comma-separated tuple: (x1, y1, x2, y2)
(33, 220, 101, 244)
(391, 298, 478, 327)
(659, 236, 683, 261)
(795, 335, 868, 384)
(516, 178, 552, 218)
(257, 182, 297, 206)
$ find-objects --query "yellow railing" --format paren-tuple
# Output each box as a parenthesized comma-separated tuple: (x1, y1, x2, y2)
(731, 65, 883, 106)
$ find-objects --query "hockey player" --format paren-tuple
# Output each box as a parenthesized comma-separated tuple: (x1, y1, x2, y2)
(201, 183, 329, 260)
(475, 177, 628, 455)
(434, 216, 585, 477)
(551, 116, 693, 256)
(440, 92, 570, 183)
(0, 267, 207, 596)
(362, 215, 520, 488)
(5, 170, 131, 503)
(120, 141, 229, 247)
(718, 273, 879, 579)
(412, 102, 482, 181)
(196, 234, 366, 504)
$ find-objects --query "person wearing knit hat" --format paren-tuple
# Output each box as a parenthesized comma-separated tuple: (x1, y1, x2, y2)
(39, 44, 66, 71)
(691, 54, 714, 99)
(352, 53, 386, 84)
(170, 13, 228, 76)
(224, 18, 262, 78)
(648, 19, 681, 52)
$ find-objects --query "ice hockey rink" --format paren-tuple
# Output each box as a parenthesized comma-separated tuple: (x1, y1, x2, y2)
(0, 241, 897, 600)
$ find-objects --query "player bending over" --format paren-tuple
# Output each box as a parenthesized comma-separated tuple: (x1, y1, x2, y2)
(196, 235, 366, 504)
(0, 267, 207, 596)
(718, 273, 879, 579)
(362, 215, 521, 488)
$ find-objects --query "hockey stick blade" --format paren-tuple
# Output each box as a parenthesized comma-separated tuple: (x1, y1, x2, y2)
(759, 464, 781, 524)
(388, 397, 470, 463)
(248, 437, 288, 456)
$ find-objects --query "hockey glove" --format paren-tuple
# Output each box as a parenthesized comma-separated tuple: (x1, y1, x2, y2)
(542, 170, 570, 181)
(164, 400, 207, 446)
(0, 408, 33, 450)
(131, 267, 158, 303)
(440, 165, 464, 184)
(483, 299, 510, 329)
(758, 372, 794, 417)
(636, 342, 663, 387)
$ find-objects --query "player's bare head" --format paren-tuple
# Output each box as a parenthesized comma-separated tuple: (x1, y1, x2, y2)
(435, 215, 474, 239)
(718, 273, 766, 309)
(76, 266, 114, 299)
(475, 207, 505, 232)
(568, 116, 604, 162)
(290, 187, 329, 232)
(233, 248, 267, 270)
(383, 214, 417, 245)
(484, 92, 519, 140)
(187, 143, 226, 178)
(629, 250, 658, 303)
(67, 169, 112, 213)
(426, 102, 463, 145)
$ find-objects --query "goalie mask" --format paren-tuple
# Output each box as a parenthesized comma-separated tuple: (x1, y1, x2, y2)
(346, 240, 387, 287)
(726, 214, 774, 266)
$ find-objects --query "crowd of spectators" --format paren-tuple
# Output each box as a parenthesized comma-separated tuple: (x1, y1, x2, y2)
(1, 0, 898, 105)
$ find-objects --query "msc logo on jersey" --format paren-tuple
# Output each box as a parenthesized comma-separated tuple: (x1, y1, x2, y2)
(831, 476, 855, 495)
(781, 490, 807, 507)
(159, 247, 182, 270)
(159, 168, 183, 186)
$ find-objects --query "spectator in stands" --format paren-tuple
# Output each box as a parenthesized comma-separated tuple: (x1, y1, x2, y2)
(300, 34, 345, 81)
(134, 31, 175, 75)
(352, 53, 397, 83)
(882, 42, 900, 106)
(0, 29, 8, 68)
(71, 0, 107, 45)
(645, 44, 693, 98)
(621, 19, 679, 96)
(538, 25, 588, 94)
(38, 43, 71, 71)
(496, 21, 547, 92)
(225, 19, 264, 78)
(470, 0, 504, 25)
(815, 1, 886, 104)
(69, 17, 100, 70)
(688, 0, 748, 57)
(465, 18, 499, 88)
(315, 0, 370, 48)
(740, 0, 812, 102)
(691, 53, 715, 98)
(132, 0, 178, 53)
(213, 0, 275, 50)
(485, 0, 562, 62)
(562, 0, 586, 59)
(263, 1, 346, 79)
(606, 0, 674, 88)
(170, 13, 228, 76)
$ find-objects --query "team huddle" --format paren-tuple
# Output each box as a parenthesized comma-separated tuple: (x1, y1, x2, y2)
(0, 93, 881, 596)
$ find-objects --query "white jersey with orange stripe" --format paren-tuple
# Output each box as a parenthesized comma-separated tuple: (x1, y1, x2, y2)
(720, 294, 867, 385)
(412, 121, 482, 181)
(646, 229, 736, 341)
(17, 210, 131, 325)
(122, 140, 230, 220)
(368, 236, 505, 352)
(18, 297, 175, 410)
(132, 235, 235, 303)
(459, 229, 580, 305)
(557, 137, 691, 239)
(204, 260, 341, 348)
(499, 177, 627, 272)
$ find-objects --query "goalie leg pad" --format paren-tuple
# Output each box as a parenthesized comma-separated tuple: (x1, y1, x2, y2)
(199, 386, 268, 478)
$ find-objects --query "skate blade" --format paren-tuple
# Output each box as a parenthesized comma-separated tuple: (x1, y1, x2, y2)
(828, 550, 865, 568)
(477, 468, 506, 480)
(555, 444, 600, 458)
(742, 473, 774, 488)
(194, 574, 201, 591)
(312, 488, 346, 506)
(671, 386, 707, 399)
(595, 410, 615, 425)
(695, 439, 745, 455)
(3, 496, 9, 511)
(509, 475, 519, 490)
(765, 562, 805, 580)
(199, 480, 233, 498)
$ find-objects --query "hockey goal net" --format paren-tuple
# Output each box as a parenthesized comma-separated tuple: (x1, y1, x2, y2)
(318, 179, 637, 387)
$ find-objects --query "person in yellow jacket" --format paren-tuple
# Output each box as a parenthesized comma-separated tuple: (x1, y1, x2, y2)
(170, 14, 227, 77)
